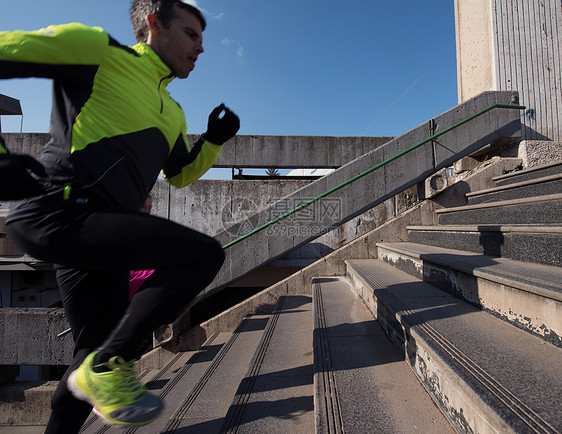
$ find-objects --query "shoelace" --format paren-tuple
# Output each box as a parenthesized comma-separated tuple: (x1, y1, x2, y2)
(96, 357, 146, 406)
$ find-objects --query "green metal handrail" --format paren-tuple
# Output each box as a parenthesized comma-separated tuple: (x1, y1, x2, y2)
(221, 103, 525, 250)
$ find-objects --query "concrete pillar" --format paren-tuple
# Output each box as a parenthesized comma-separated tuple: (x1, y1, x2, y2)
(454, 0, 495, 103)
(455, 0, 562, 142)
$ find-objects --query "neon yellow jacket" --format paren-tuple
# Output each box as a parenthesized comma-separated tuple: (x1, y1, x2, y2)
(0, 23, 221, 213)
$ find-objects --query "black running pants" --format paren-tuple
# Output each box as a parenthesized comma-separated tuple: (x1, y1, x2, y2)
(8, 202, 225, 433)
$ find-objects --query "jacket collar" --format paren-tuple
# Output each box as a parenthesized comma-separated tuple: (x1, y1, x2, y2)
(133, 42, 175, 86)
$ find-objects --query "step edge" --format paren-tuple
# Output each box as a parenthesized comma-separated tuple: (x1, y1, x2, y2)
(406, 224, 562, 234)
(312, 279, 345, 434)
(434, 193, 562, 214)
(220, 297, 288, 433)
(466, 173, 562, 197)
(374, 242, 562, 301)
(161, 315, 264, 432)
(492, 160, 562, 182)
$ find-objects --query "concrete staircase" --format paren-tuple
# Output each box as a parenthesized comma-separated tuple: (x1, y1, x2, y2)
(4, 92, 562, 432)
(78, 295, 453, 433)
(71, 159, 561, 433)
(337, 160, 562, 433)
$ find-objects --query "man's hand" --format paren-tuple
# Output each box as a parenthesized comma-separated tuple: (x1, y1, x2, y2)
(203, 103, 240, 145)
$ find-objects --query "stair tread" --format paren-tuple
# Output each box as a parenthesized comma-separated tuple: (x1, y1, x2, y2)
(492, 159, 562, 182)
(345, 259, 562, 432)
(79, 355, 195, 433)
(466, 173, 562, 197)
(158, 313, 272, 433)
(80, 339, 229, 433)
(377, 241, 562, 300)
(83, 314, 271, 433)
(313, 277, 455, 433)
(221, 295, 314, 433)
(435, 193, 562, 214)
(407, 224, 562, 233)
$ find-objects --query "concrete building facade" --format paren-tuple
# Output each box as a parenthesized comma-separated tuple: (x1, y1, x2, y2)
(455, 0, 562, 143)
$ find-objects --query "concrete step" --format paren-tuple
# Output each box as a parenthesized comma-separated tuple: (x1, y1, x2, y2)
(345, 259, 562, 434)
(220, 295, 314, 433)
(407, 224, 562, 267)
(376, 242, 562, 347)
(493, 159, 562, 187)
(436, 193, 562, 225)
(466, 173, 562, 205)
(312, 277, 455, 434)
(153, 314, 271, 433)
(0, 380, 57, 426)
(82, 312, 271, 433)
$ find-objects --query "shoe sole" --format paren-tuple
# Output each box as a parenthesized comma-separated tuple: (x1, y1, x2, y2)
(67, 369, 156, 427)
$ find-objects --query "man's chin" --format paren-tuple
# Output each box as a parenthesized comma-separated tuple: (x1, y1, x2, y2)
(178, 69, 192, 79)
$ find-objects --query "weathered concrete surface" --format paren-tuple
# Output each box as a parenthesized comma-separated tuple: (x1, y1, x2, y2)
(455, 0, 562, 141)
(1, 133, 392, 169)
(0, 381, 56, 426)
(0, 133, 46, 156)
(150, 178, 419, 263)
(153, 178, 312, 236)
(214, 135, 393, 168)
(346, 259, 562, 434)
(436, 194, 562, 225)
(407, 225, 562, 267)
(516, 140, 562, 168)
(494, 159, 562, 186)
(0, 308, 72, 366)
(454, 0, 494, 103)
(313, 277, 455, 434)
(0, 214, 24, 256)
(376, 242, 562, 347)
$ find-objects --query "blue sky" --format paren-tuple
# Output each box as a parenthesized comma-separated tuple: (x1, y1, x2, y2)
(1, 0, 458, 177)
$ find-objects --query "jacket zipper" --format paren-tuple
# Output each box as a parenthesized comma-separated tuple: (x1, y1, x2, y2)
(158, 73, 175, 114)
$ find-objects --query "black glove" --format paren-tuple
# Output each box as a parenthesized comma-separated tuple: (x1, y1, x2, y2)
(203, 103, 240, 145)
(0, 154, 46, 200)
(12, 154, 47, 178)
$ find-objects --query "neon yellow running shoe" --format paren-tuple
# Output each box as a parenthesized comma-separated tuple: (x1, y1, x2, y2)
(67, 351, 163, 426)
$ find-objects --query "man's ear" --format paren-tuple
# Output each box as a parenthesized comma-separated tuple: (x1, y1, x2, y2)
(145, 14, 161, 35)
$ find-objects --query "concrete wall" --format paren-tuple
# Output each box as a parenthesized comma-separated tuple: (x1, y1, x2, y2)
(1, 133, 392, 169)
(455, 0, 562, 141)
(0, 308, 72, 365)
(151, 178, 313, 236)
(214, 135, 393, 168)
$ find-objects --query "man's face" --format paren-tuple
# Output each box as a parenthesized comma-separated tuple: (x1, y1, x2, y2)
(148, 5, 204, 78)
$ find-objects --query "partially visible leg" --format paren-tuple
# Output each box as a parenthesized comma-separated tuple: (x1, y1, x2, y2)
(99, 247, 224, 362)
(45, 268, 129, 434)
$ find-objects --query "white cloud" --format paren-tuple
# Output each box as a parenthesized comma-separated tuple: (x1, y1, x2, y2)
(186, 2, 222, 20)
(221, 38, 245, 59)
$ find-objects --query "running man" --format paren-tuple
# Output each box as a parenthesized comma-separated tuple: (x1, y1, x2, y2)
(0, 0, 239, 431)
